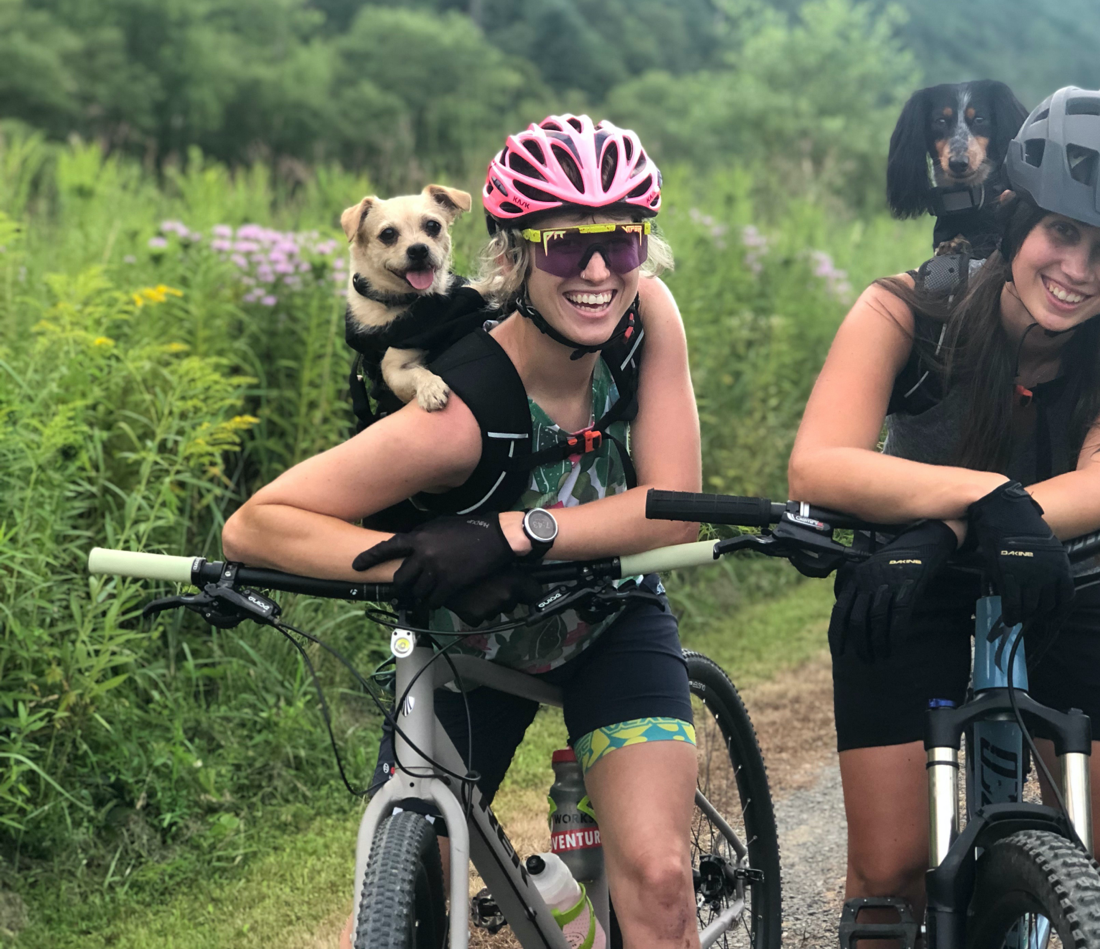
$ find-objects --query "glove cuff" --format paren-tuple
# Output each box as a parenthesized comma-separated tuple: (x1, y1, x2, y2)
(969, 480, 1044, 519)
(910, 518, 959, 551)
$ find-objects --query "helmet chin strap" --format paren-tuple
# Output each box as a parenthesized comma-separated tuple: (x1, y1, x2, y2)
(1006, 279, 1086, 343)
(516, 288, 639, 360)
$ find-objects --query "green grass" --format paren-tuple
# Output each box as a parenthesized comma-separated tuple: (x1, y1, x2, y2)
(9, 576, 832, 948)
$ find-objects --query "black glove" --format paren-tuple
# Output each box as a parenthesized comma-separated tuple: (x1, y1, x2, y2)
(352, 515, 515, 608)
(444, 568, 544, 625)
(968, 481, 1074, 628)
(829, 520, 958, 661)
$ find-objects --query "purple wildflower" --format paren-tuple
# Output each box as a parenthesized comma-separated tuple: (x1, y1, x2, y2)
(148, 236, 168, 250)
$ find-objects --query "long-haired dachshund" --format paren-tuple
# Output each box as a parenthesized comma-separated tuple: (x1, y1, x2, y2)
(887, 80, 1028, 257)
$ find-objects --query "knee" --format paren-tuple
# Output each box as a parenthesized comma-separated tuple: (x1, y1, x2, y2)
(620, 849, 693, 909)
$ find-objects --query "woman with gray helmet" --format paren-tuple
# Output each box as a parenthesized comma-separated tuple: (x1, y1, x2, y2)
(788, 86, 1100, 922)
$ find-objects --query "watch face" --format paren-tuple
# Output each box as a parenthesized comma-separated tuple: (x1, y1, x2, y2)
(526, 508, 558, 543)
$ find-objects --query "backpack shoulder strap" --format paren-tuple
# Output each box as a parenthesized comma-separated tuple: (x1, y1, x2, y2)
(887, 255, 984, 416)
(414, 329, 534, 515)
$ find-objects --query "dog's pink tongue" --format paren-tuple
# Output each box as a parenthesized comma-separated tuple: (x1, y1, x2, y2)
(405, 269, 435, 291)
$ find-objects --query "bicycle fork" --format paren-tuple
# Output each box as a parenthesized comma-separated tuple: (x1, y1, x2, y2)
(924, 595, 1093, 948)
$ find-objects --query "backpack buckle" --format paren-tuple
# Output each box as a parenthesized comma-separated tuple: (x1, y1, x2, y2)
(580, 430, 603, 453)
(566, 430, 603, 454)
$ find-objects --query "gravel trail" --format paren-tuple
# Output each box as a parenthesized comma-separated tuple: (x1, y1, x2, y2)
(744, 654, 847, 948)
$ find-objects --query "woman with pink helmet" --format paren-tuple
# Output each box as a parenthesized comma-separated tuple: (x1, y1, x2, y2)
(225, 114, 705, 946)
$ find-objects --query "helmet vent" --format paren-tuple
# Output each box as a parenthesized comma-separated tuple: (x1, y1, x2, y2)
(513, 181, 558, 203)
(633, 155, 649, 177)
(551, 144, 585, 193)
(522, 140, 545, 165)
(507, 152, 544, 182)
(1024, 139, 1046, 167)
(1067, 99, 1100, 117)
(540, 119, 563, 131)
(623, 137, 634, 162)
(566, 116, 583, 132)
(627, 175, 653, 199)
(1067, 145, 1099, 187)
(600, 142, 619, 191)
(498, 201, 524, 215)
(1033, 108, 1050, 123)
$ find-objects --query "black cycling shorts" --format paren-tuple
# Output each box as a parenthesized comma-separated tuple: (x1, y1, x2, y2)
(372, 581, 692, 823)
(833, 573, 1100, 751)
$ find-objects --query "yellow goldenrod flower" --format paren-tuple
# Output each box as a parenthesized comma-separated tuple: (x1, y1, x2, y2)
(133, 284, 184, 307)
(92, 337, 115, 348)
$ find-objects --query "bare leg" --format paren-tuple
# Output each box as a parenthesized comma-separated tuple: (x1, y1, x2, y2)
(583, 740, 700, 949)
(840, 742, 929, 948)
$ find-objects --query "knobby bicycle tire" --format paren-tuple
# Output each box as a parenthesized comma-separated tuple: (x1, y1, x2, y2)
(967, 829, 1100, 948)
(354, 810, 447, 949)
(685, 650, 782, 949)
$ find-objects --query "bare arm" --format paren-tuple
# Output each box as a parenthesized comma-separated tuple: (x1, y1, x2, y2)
(1029, 419, 1100, 539)
(787, 280, 1008, 526)
(221, 395, 482, 581)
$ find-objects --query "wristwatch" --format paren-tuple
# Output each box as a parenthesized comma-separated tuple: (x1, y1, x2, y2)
(521, 508, 558, 561)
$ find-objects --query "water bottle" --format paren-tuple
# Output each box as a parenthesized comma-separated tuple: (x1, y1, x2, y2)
(548, 747, 603, 882)
(526, 852, 607, 949)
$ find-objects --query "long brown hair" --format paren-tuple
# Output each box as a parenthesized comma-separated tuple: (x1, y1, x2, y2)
(877, 196, 1100, 473)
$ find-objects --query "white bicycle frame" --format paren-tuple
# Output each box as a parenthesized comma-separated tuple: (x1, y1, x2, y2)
(355, 636, 751, 949)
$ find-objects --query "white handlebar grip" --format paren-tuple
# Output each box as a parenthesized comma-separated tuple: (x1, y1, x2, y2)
(619, 540, 720, 576)
(87, 548, 198, 583)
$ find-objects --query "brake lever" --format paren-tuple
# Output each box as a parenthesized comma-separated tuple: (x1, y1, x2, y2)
(711, 514, 860, 578)
(141, 563, 281, 629)
(532, 582, 610, 618)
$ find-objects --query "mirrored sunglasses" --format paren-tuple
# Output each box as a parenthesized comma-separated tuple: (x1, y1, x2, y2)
(521, 222, 650, 278)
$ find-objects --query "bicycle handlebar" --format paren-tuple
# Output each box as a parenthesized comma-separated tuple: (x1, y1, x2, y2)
(87, 489, 1100, 602)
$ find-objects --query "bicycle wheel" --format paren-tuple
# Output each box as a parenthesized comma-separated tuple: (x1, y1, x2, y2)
(685, 651, 782, 949)
(967, 829, 1100, 948)
(354, 810, 447, 949)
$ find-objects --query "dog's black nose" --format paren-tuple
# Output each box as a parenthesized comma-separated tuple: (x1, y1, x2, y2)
(407, 243, 430, 262)
(948, 157, 970, 176)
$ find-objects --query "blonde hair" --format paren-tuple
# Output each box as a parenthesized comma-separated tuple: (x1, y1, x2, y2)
(472, 221, 674, 311)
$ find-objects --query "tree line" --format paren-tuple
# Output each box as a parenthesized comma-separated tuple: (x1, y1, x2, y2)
(3, 0, 1098, 203)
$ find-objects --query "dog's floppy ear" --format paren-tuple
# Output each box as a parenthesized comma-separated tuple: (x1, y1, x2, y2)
(340, 196, 376, 242)
(424, 185, 472, 220)
(887, 87, 934, 218)
(987, 81, 1029, 158)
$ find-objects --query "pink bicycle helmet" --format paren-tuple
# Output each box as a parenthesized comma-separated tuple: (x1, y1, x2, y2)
(483, 114, 661, 229)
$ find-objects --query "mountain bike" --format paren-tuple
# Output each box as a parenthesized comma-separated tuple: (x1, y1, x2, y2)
(643, 489, 1100, 948)
(86, 540, 784, 949)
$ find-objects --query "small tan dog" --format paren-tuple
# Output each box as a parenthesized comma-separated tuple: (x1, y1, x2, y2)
(340, 184, 472, 411)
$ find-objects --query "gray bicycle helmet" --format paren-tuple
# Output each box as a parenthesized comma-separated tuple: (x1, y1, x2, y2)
(1007, 86, 1100, 226)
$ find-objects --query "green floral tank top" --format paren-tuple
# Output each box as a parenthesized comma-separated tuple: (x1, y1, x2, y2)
(430, 358, 632, 673)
